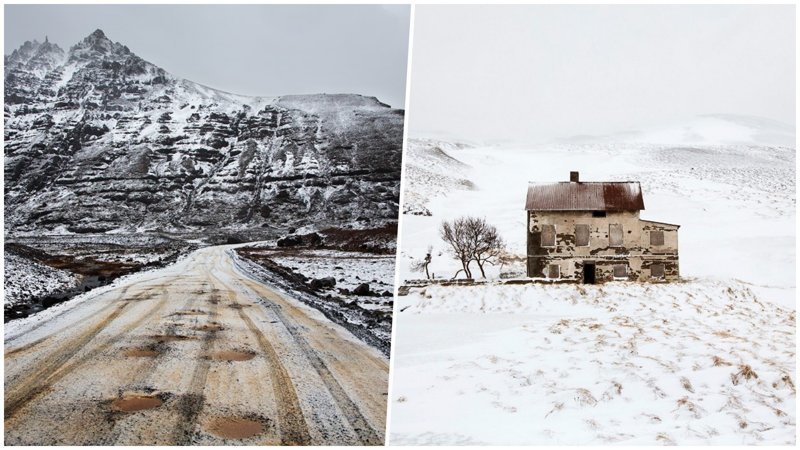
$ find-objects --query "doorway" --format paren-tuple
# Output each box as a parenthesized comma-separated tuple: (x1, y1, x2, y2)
(583, 262, 596, 284)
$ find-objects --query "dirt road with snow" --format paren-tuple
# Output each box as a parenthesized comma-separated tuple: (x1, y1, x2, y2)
(4, 245, 388, 445)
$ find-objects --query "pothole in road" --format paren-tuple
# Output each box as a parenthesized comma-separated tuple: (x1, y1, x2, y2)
(195, 322, 225, 332)
(212, 350, 256, 361)
(150, 334, 196, 342)
(204, 417, 265, 439)
(227, 303, 251, 309)
(110, 394, 163, 412)
(172, 309, 208, 316)
(124, 347, 160, 357)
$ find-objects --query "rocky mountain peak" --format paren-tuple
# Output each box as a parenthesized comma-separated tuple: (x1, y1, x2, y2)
(68, 29, 130, 62)
(5, 29, 404, 236)
(5, 39, 64, 71)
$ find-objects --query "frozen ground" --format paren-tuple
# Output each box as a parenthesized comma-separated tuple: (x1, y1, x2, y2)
(267, 249, 395, 310)
(390, 116, 795, 444)
(234, 246, 394, 355)
(4, 252, 81, 309)
(391, 280, 795, 445)
(4, 234, 196, 322)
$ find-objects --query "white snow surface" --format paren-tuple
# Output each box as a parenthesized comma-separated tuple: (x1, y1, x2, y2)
(266, 249, 395, 311)
(390, 280, 795, 445)
(4, 253, 81, 307)
(391, 124, 795, 445)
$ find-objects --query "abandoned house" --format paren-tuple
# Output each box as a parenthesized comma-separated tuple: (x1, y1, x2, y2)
(525, 171, 679, 283)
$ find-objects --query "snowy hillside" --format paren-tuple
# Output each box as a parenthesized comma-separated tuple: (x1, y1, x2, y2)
(390, 120, 795, 444)
(402, 139, 475, 216)
(4, 252, 81, 310)
(4, 30, 404, 236)
(600, 114, 795, 148)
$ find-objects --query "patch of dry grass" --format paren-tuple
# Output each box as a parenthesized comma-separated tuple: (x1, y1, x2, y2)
(730, 364, 759, 385)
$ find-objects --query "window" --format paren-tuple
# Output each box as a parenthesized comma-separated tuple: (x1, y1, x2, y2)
(650, 230, 664, 246)
(547, 264, 560, 279)
(541, 224, 556, 247)
(613, 264, 627, 278)
(575, 224, 590, 246)
(609, 224, 623, 247)
(651, 264, 665, 278)
(592, 211, 607, 218)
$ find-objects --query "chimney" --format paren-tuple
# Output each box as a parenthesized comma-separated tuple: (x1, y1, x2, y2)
(570, 171, 579, 182)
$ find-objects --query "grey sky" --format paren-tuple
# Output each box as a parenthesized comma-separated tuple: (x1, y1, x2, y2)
(409, 5, 795, 143)
(5, 4, 410, 108)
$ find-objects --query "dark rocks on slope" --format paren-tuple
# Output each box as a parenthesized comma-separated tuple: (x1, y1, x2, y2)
(5, 30, 404, 237)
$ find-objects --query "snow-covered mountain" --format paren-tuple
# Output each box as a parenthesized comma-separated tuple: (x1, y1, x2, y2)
(4, 30, 404, 235)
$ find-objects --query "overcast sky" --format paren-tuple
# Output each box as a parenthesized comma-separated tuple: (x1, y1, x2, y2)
(5, 4, 410, 108)
(409, 5, 795, 144)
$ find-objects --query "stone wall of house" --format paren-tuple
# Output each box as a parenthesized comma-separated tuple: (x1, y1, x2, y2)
(526, 210, 679, 282)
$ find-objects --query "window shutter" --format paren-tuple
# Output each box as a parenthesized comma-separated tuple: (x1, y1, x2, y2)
(541, 224, 555, 247)
(650, 231, 664, 246)
(609, 224, 623, 246)
(575, 224, 590, 246)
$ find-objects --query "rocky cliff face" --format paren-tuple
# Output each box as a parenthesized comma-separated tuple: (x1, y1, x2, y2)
(5, 30, 404, 236)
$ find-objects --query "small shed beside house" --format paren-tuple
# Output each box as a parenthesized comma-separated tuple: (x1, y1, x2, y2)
(525, 171, 679, 283)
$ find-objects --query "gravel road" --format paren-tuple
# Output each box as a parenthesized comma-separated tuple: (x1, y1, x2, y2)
(4, 245, 388, 445)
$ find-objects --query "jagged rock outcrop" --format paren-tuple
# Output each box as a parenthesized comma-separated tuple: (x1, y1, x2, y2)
(5, 30, 404, 235)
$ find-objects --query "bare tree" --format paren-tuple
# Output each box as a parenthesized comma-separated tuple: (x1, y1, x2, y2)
(441, 216, 505, 279)
(441, 217, 475, 279)
(409, 245, 433, 279)
(469, 220, 505, 278)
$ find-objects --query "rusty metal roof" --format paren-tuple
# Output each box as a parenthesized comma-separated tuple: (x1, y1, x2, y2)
(525, 182, 645, 211)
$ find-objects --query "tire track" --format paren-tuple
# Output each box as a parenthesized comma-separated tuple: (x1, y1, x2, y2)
(4, 274, 175, 344)
(237, 280, 382, 445)
(170, 281, 223, 445)
(4, 335, 54, 357)
(4, 289, 166, 420)
(4, 283, 138, 344)
(235, 306, 312, 445)
(205, 258, 313, 445)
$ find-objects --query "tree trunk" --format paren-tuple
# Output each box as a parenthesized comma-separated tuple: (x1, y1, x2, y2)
(463, 260, 472, 279)
(476, 259, 486, 278)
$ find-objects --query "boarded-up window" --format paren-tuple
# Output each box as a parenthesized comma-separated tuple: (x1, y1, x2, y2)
(651, 263, 665, 278)
(541, 224, 556, 247)
(547, 264, 560, 278)
(650, 230, 664, 246)
(575, 224, 590, 246)
(613, 264, 627, 278)
(609, 224, 623, 247)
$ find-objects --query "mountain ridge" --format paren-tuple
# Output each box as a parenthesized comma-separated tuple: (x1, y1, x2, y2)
(5, 29, 404, 236)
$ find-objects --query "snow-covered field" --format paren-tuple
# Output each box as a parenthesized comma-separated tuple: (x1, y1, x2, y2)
(391, 280, 795, 445)
(389, 117, 796, 445)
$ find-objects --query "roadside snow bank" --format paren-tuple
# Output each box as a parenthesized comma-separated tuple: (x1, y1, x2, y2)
(4, 252, 81, 308)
